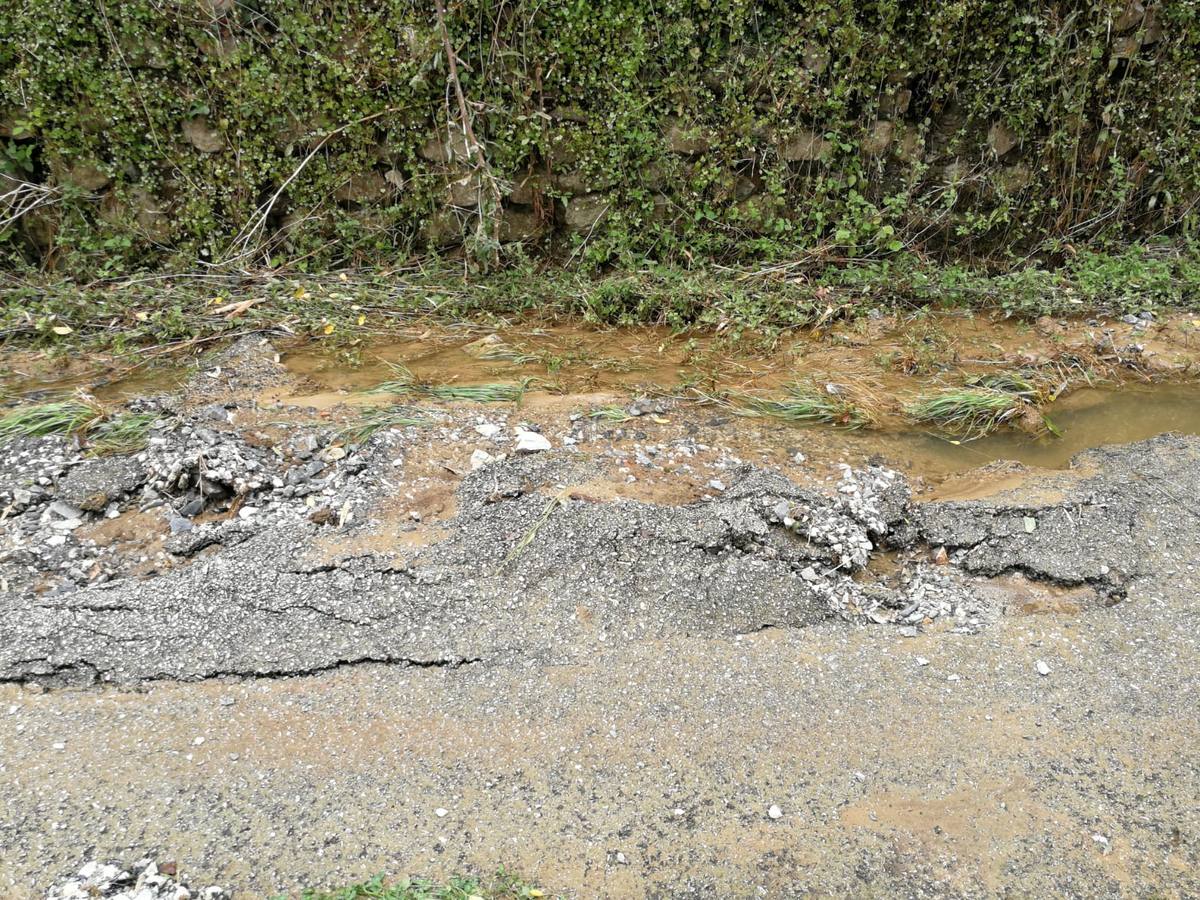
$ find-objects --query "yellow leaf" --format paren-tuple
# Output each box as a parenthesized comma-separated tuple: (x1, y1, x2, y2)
(650, 415, 670, 424)
(294, 286, 310, 300)
(51, 325, 73, 335)
(323, 323, 335, 335)
(135, 311, 149, 322)
(357, 314, 366, 326)
(528, 892, 545, 899)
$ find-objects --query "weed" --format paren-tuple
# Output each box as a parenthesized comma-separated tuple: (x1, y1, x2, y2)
(370, 363, 532, 404)
(289, 870, 547, 900)
(737, 383, 873, 429)
(341, 407, 431, 443)
(905, 386, 1033, 439)
(88, 412, 158, 455)
(0, 397, 103, 444)
(587, 404, 635, 423)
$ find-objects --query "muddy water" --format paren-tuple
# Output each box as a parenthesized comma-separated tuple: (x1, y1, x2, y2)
(5, 316, 1199, 479)
(276, 327, 1200, 476)
(855, 383, 1200, 474)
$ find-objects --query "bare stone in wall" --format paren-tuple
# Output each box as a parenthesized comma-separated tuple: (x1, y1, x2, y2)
(424, 209, 466, 248)
(987, 121, 1019, 157)
(1112, 33, 1141, 58)
(500, 208, 544, 242)
(647, 193, 672, 225)
(1141, 5, 1164, 44)
(419, 129, 470, 164)
(131, 187, 171, 241)
(996, 164, 1033, 193)
(1112, 0, 1145, 32)
(664, 118, 711, 155)
(553, 170, 616, 195)
(778, 129, 832, 162)
(506, 174, 542, 205)
(64, 160, 110, 191)
(803, 45, 830, 75)
(449, 172, 482, 208)
(183, 116, 224, 154)
(861, 121, 894, 156)
(565, 194, 610, 233)
(891, 124, 924, 163)
(878, 87, 912, 118)
(334, 171, 392, 205)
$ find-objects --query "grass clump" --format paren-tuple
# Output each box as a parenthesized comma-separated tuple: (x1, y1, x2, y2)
(905, 387, 1029, 439)
(0, 397, 104, 444)
(289, 871, 547, 900)
(587, 404, 635, 423)
(0, 396, 162, 454)
(371, 363, 532, 404)
(87, 412, 158, 455)
(737, 383, 873, 429)
(341, 407, 431, 443)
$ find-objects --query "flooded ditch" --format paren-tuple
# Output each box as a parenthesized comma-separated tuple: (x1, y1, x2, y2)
(3, 310, 1200, 482)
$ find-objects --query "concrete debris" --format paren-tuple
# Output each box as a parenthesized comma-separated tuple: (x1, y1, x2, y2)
(46, 858, 228, 900)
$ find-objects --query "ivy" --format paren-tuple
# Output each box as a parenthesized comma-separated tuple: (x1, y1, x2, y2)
(1, 0, 1198, 276)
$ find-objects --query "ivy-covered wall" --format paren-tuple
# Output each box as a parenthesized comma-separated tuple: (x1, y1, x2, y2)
(2, 0, 1197, 275)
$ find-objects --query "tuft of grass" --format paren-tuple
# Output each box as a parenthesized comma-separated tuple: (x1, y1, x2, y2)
(370, 363, 532, 404)
(0, 397, 104, 444)
(421, 380, 533, 403)
(905, 386, 1030, 439)
(737, 383, 874, 429)
(287, 871, 548, 900)
(587, 404, 635, 423)
(88, 412, 158, 455)
(341, 406, 431, 443)
(0, 396, 163, 454)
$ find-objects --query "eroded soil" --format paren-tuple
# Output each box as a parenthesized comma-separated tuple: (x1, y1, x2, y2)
(1, 317, 1199, 898)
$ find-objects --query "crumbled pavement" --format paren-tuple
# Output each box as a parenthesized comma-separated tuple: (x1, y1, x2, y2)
(2, 340, 1199, 897)
(47, 858, 227, 900)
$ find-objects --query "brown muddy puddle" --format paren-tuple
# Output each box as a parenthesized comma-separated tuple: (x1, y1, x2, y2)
(859, 383, 1200, 473)
(275, 323, 1200, 477)
(4, 314, 1198, 479)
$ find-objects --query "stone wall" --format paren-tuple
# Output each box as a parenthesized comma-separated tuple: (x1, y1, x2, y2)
(1, 0, 1196, 274)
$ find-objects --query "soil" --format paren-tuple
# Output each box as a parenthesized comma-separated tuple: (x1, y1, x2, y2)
(1, 315, 1199, 898)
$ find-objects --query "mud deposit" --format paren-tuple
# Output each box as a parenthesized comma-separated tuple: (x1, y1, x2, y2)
(2, 327, 1199, 898)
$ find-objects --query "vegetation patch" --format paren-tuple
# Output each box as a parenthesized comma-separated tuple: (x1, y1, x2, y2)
(0, 397, 104, 443)
(0, 395, 158, 454)
(340, 406, 432, 443)
(737, 382, 874, 429)
(288, 872, 547, 900)
(370, 363, 532, 404)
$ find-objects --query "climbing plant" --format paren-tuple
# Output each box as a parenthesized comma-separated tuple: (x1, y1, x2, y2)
(1, 0, 1197, 275)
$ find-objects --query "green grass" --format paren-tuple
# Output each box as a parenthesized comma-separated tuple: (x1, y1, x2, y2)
(341, 406, 431, 443)
(0, 398, 104, 443)
(4, 246, 1199, 358)
(905, 386, 1030, 439)
(0, 397, 165, 454)
(287, 872, 547, 900)
(87, 411, 158, 455)
(370, 363, 532, 404)
(587, 404, 635, 423)
(737, 383, 873, 429)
